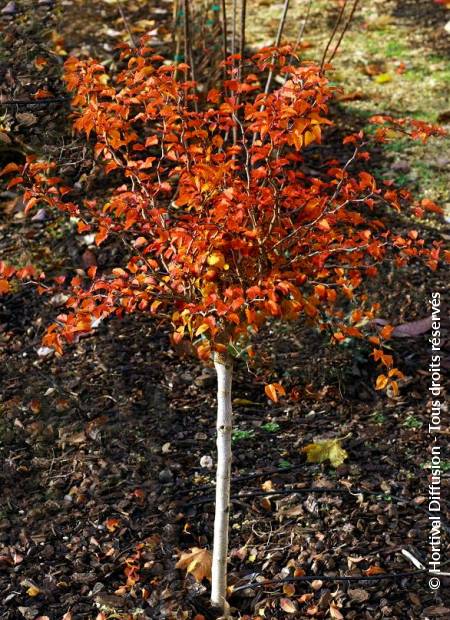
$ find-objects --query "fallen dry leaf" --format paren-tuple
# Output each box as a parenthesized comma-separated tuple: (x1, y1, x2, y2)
(329, 602, 344, 619)
(302, 437, 348, 468)
(364, 565, 385, 575)
(176, 547, 212, 582)
(265, 382, 286, 402)
(282, 583, 296, 597)
(105, 518, 121, 532)
(348, 587, 369, 602)
(280, 598, 298, 614)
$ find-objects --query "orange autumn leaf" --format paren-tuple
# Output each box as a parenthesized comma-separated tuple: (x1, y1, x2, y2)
(0, 44, 442, 388)
(375, 374, 389, 390)
(364, 565, 385, 576)
(175, 547, 212, 582)
(0, 279, 10, 294)
(379, 324, 394, 340)
(265, 383, 286, 402)
(105, 518, 121, 532)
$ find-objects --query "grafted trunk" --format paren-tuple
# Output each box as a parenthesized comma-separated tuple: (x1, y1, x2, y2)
(211, 351, 233, 612)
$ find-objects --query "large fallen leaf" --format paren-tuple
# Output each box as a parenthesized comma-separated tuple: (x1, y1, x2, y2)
(176, 547, 212, 582)
(302, 438, 348, 468)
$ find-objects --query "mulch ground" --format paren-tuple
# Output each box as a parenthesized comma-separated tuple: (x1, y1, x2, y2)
(1, 1, 449, 619)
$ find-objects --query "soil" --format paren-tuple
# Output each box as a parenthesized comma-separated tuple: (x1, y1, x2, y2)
(0, 1, 449, 619)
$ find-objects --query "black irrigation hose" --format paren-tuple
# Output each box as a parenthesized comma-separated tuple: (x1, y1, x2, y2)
(185, 486, 450, 535)
(173, 464, 305, 497)
(0, 97, 70, 107)
(231, 569, 427, 594)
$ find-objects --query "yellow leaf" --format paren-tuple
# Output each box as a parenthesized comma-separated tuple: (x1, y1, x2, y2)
(207, 252, 225, 269)
(195, 323, 210, 336)
(374, 73, 392, 84)
(303, 130, 315, 147)
(27, 585, 41, 597)
(302, 438, 348, 468)
(150, 300, 162, 314)
(261, 479, 274, 492)
(388, 380, 399, 397)
(375, 374, 389, 390)
(176, 547, 212, 583)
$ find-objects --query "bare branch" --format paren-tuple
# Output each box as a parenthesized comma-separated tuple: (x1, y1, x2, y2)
(320, 0, 348, 71)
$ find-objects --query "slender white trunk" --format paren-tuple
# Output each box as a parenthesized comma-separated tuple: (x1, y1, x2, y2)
(211, 351, 233, 612)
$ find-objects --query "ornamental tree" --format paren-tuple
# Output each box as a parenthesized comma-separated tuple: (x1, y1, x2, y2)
(1, 41, 445, 613)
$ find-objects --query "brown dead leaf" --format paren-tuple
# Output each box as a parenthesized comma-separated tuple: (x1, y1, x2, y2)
(66, 431, 86, 445)
(0, 131, 11, 144)
(337, 90, 365, 102)
(176, 547, 212, 582)
(329, 602, 344, 619)
(348, 588, 369, 602)
(422, 608, 450, 618)
(16, 113, 37, 127)
(261, 479, 274, 491)
(260, 497, 272, 512)
(280, 598, 298, 614)
(282, 583, 296, 597)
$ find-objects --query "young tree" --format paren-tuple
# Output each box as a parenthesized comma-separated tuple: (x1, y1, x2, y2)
(1, 42, 445, 614)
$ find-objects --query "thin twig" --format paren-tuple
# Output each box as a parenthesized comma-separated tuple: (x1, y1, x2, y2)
(326, 0, 360, 66)
(320, 0, 348, 71)
(183, 0, 198, 111)
(264, 0, 290, 95)
(0, 97, 70, 107)
(232, 570, 426, 594)
(116, 0, 137, 48)
(295, 0, 313, 52)
(238, 0, 247, 81)
(221, 0, 228, 83)
(231, 0, 238, 57)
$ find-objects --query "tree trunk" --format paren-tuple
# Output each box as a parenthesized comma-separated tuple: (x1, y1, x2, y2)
(211, 351, 233, 612)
